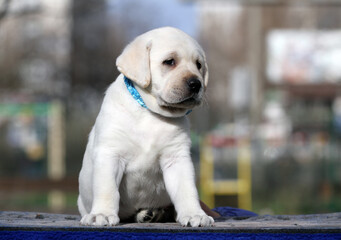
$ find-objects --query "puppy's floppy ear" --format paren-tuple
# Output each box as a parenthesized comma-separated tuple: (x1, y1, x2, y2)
(116, 37, 152, 88)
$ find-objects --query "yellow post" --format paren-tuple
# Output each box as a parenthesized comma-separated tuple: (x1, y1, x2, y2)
(47, 101, 65, 181)
(237, 139, 252, 211)
(200, 137, 215, 208)
(47, 101, 66, 212)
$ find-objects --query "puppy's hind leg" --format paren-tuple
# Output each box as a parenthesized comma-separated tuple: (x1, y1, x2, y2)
(136, 209, 159, 223)
(135, 206, 176, 223)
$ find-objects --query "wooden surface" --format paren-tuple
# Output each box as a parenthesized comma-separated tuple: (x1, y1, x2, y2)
(1, 211, 340, 233)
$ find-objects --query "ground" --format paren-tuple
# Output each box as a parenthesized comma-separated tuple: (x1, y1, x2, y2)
(1, 211, 341, 231)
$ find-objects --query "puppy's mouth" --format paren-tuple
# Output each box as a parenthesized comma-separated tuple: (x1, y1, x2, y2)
(158, 96, 201, 112)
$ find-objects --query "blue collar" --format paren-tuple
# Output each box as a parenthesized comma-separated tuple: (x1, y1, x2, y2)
(124, 76, 192, 115)
(124, 76, 148, 109)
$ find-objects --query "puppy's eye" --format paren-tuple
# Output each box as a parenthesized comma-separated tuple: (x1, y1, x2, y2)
(163, 58, 175, 66)
(196, 60, 202, 70)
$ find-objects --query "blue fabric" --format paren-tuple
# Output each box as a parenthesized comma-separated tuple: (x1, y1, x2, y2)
(124, 76, 148, 109)
(212, 206, 258, 217)
(1, 230, 341, 240)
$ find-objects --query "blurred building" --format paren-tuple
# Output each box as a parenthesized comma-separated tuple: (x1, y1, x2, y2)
(197, 0, 341, 123)
(0, 0, 71, 98)
(196, 0, 341, 213)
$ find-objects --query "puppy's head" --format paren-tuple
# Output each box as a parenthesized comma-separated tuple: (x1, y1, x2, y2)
(116, 27, 209, 118)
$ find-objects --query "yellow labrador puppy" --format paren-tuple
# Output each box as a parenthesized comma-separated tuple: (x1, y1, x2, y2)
(78, 27, 213, 227)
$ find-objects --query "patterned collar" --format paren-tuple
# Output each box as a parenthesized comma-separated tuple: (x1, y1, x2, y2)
(124, 76, 148, 109)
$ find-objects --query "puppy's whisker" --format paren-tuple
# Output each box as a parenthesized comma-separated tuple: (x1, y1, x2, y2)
(201, 92, 210, 108)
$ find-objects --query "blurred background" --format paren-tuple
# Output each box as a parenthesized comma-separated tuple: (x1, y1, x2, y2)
(1, 0, 341, 215)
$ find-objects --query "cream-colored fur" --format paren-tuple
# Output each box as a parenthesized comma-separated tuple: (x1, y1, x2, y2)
(78, 27, 213, 227)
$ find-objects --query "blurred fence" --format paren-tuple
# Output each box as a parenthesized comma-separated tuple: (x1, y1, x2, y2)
(200, 135, 252, 211)
(0, 101, 72, 213)
(198, 125, 341, 214)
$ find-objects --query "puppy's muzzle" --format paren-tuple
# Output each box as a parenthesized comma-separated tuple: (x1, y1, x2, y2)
(187, 78, 202, 94)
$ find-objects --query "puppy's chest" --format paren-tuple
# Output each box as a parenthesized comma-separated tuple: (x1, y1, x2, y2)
(122, 128, 167, 201)
(125, 129, 166, 172)
(122, 120, 182, 172)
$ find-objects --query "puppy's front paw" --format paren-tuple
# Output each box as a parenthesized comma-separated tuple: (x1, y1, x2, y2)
(177, 213, 214, 227)
(80, 213, 120, 226)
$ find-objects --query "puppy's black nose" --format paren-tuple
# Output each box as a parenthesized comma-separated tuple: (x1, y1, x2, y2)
(187, 78, 201, 94)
